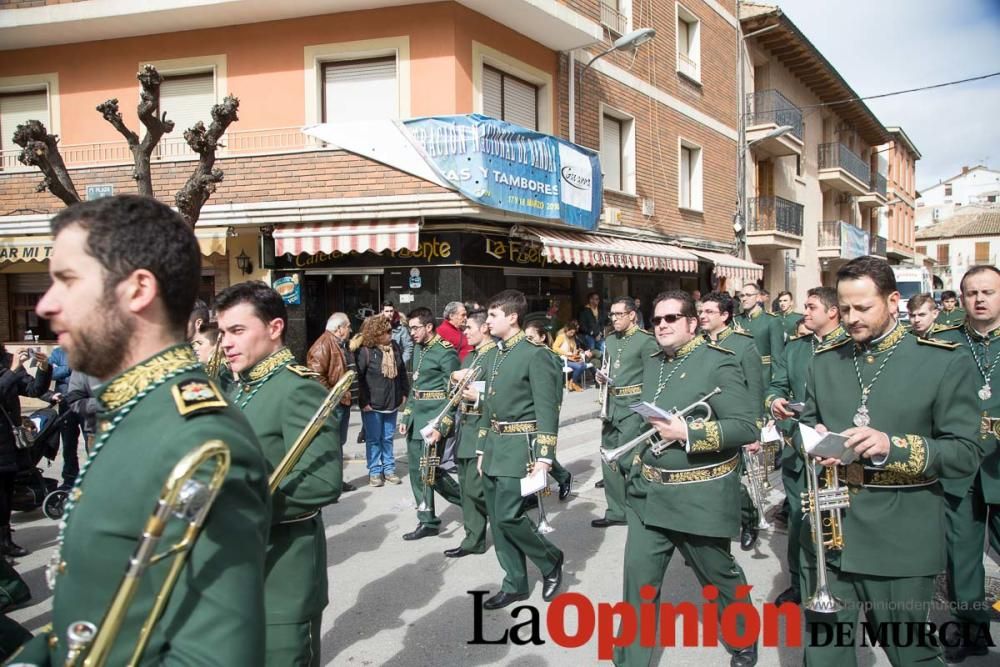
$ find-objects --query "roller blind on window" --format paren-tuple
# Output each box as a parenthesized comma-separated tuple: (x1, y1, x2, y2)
(159, 72, 215, 154)
(323, 57, 398, 122)
(0, 91, 48, 151)
(482, 65, 538, 131)
(680, 146, 692, 208)
(601, 115, 622, 191)
(483, 67, 503, 120)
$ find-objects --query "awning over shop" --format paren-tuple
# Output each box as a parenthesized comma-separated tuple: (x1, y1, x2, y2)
(688, 249, 763, 283)
(194, 226, 230, 257)
(516, 227, 699, 273)
(273, 219, 420, 256)
(0, 228, 230, 263)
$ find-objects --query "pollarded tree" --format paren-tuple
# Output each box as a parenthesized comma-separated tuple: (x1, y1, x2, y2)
(11, 64, 239, 228)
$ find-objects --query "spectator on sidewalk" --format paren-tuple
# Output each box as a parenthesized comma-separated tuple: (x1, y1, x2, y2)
(307, 312, 357, 493)
(437, 301, 472, 360)
(356, 316, 408, 487)
(47, 346, 80, 489)
(578, 292, 607, 354)
(553, 320, 592, 392)
(382, 301, 414, 367)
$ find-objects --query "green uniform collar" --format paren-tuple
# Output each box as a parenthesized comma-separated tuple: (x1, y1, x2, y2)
(615, 324, 640, 339)
(99, 344, 198, 411)
(817, 324, 846, 344)
(714, 325, 735, 342)
(964, 322, 1000, 342)
(859, 322, 907, 355)
(744, 306, 763, 320)
(241, 347, 294, 384)
(497, 330, 526, 352)
(656, 334, 704, 360)
(419, 334, 441, 349)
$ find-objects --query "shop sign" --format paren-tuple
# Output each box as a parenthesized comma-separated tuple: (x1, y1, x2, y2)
(86, 184, 114, 200)
(273, 273, 301, 305)
(0, 243, 52, 262)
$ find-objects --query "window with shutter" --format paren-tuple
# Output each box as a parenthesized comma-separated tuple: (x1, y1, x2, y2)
(158, 72, 215, 157)
(915, 245, 927, 257)
(680, 146, 692, 208)
(322, 57, 397, 123)
(936, 244, 949, 264)
(975, 241, 990, 263)
(482, 65, 538, 130)
(0, 90, 48, 152)
(601, 115, 622, 192)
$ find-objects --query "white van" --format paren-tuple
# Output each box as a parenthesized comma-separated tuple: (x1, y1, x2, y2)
(892, 264, 933, 321)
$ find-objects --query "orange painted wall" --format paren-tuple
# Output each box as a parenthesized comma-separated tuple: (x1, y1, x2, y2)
(0, 1, 559, 145)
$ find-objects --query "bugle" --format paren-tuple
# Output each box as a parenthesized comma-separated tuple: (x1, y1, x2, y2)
(63, 440, 231, 667)
(203, 336, 225, 380)
(800, 457, 849, 613)
(270, 371, 355, 493)
(601, 387, 722, 465)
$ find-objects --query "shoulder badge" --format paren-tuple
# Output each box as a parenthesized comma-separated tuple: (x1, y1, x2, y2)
(815, 338, 852, 354)
(917, 337, 961, 350)
(734, 329, 754, 338)
(172, 379, 228, 417)
(438, 338, 455, 349)
(707, 342, 735, 355)
(286, 364, 321, 378)
(932, 323, 962, 333)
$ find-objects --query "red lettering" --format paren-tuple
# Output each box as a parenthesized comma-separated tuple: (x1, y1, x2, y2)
(546, 593, 594, 648)
(597, 602, 637, 660)
(763, 602, 802, 647)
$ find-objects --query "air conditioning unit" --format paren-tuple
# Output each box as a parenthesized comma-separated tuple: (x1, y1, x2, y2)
(641, 197, 655, 217)
(932, 208, 940, 220)
(603, 206, 622, 225)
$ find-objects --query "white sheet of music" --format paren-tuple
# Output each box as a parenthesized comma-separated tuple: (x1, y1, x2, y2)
(628, 401, 674, 422)
(799, 423, 858, 464)
(520, 467, 548, 497)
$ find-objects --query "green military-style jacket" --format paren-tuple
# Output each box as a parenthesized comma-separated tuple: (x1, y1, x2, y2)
(478, 330, 561, 477)
(13, 345, 270, 666)
(628, 337, 758, 538)
(401, 334, 460, 438)
(735, 306, 785, 385)
(936, 322, 1000, 503)
(603, 324, 659, 431)
(936, 307, 967, 328)
(231, 347, 342, 625)
(455, 340, 496, 459)
(776, 310, 801, 340)
(799, 324, 985, 577)
(711, 325, 764, 417)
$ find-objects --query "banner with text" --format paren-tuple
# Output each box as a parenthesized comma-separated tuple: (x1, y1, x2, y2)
(402, 115, 602, 231)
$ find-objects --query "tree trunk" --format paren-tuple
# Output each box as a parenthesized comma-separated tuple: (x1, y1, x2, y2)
(175, 95, 240, 228)
(12, 120, 81, 206)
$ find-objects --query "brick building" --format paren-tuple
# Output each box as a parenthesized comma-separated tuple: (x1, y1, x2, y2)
(0, 0, 760, 353)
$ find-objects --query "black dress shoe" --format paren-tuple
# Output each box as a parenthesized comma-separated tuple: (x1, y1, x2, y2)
(558, 473, 572, 501)
(595, 479, 605, 489)
(774, 587, 801, 606)
(342, 481, 356, 492)
(402, 525, 439, 541)
(444, 546, 480, 558)
(730, 644, 757, 667)
(591, 517, 626, 528)
(482, 591, 529, 610)
(739, 526, 759, 551)
(943, 624, 991, 663)
(542, 552, 564, 601)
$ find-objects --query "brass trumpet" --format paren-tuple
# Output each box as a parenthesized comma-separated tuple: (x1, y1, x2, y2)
(597, 354, 611, 421)
(270, 371, 355, 493)
(203, 335, 225, 380)
(526, 440, 554, 534)
(741, 446, 771, 529)
(63, 440, 231, 667)
(601, 387, 722, 465)
(800, 457, 849, 613)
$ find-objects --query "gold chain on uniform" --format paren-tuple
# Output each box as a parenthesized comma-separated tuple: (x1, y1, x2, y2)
(652, 351, 692, 401)
(963, 327, 997, 395)
(851, 327, 904, 426)
(411, 334, 438, 382)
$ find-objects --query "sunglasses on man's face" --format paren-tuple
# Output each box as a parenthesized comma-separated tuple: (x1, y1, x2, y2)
(651, 314, 687, 326)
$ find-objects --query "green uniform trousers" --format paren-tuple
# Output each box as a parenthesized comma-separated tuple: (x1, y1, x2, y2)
(407, 435, 462, 528)
(781, 457, 805, 595)
(265, 616, 322, 667)
(550, 458, 571, 486)
(739, 483, 760, 530)
(600, 420, 630, 522)
(800, 558, 943, 666)
(482, 473, 562, 595)
(457, 456, 488, 553)
(615, 509, 751, 667)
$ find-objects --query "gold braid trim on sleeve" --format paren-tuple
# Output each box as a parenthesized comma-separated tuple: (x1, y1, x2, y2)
(885, 434, 928, 476)
(688, 420, 722, 453)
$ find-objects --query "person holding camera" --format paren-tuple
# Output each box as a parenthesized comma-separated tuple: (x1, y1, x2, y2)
(0, 345, 53, 557)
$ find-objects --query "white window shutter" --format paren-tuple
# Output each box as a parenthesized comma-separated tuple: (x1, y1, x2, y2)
(503, 76, 537, 130)
(483, 67, 503, 120)
(680, 146, 691, 208)
(159, 73, 215, 153)
(601, 115, 622, 191)
(0, 91, 48, 151)
(323, 57, 397, 122)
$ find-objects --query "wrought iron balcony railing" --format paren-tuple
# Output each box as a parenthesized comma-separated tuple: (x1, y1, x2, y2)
(818, 142, 870, 186)
(748, 195, 804, 236)
(745, 90, 803, 140)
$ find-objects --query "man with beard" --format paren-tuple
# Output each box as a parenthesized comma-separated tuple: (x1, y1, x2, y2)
(799, 256, 984, 666)
(764, 286, 847, 607)
(933, 265, 1000, 662)
(616, 290, 758, 667)
(216, 281, 343, 667)
(13, 195, 269, 666)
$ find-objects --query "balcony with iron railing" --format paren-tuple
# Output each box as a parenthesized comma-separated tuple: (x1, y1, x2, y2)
(859, 170, 888, 209)
(599, 1, 629, 36)
(818, 219, 870, 260)
(817, 143, 871, 196)
(870, 235, 887, 257)
(747, 195, 804, 249)
(745, 90, 803, 140)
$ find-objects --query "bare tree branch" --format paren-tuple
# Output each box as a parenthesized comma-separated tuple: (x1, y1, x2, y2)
(175, 95, 240, 228)
(12, 120, 81, 206)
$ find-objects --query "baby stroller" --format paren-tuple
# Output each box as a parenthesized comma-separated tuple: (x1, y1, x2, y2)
(10, 402, 72, 520)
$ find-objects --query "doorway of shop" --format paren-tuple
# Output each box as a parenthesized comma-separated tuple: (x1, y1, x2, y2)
(303, 272, 382, 346)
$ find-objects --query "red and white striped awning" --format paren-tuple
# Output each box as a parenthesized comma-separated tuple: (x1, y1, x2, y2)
(273, 219, 420, 256)
(688, 249, 763, 282)
(519, 228, 699, 273)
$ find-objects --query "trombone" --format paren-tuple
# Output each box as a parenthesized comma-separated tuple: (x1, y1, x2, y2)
(270, 371, 355, 493)
(526, 439, 554, 534)
(63, 440, 231, 667)
(800, 457, 850, 613)
(601, 387, 722, 465)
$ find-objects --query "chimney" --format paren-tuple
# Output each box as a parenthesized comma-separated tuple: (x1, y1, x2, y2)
(962, 166, 970, 175)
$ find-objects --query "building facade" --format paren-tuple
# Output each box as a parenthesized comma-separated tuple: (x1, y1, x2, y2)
(915, 206, 1000, 292)
(916, 165, 1000, 228)
(0, 0, 760, 355)
(879, 126, 920, 264)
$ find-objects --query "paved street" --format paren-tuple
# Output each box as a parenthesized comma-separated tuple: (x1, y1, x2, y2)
(8, 387, 999, 665)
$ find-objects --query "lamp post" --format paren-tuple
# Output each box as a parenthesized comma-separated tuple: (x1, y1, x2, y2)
(569, 27, 656, 143)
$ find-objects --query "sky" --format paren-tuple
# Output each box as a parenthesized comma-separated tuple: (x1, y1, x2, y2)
(765, 0, 1000, 190)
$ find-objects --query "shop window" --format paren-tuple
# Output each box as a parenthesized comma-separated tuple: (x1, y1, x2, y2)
(8, 292, 52, 341)
(483, 65, 538, 131)
(322, 56, 398, 122)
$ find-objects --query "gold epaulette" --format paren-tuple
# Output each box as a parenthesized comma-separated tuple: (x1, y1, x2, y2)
(286, 364, 321, 378)
(527, 338, 547, 347)
(815, 337, 852, 354)
(479, 340, 497, 353)
(733, 329, 754, 338)
(707, 342, 735, 355)
(636, 327, 655, 336)
(931, 323, 962, 334)
(172, 379, 228, 417)
(917, 337, 961, 350)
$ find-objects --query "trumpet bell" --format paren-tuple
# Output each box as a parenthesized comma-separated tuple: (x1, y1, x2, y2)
(535, 518, 554, 534)
(804, 585, 845, 614)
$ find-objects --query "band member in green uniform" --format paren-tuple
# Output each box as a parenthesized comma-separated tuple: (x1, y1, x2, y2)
(616, 290, 759, 667)
(398, 307, 462, 540)
(736, 282, 785, 385)
(217, 282, 342, 667)
(476, 290, 564, 610)
(13, 195, 270, 666)
(765, 286, 846, 606)
(934, 265, 1000, 662)
(593, 297, 658, 528)
(775, 291, 801, 341)
(799, 256, 984, 667)
(445, 309, 494, 558)
(523, 321, 573, 502)
(699, 291, 767, 551)
(936, 289, 967, 327)
(905, 293, 940, 339)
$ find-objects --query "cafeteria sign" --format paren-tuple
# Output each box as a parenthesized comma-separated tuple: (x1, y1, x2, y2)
(403, 115, 602, 231)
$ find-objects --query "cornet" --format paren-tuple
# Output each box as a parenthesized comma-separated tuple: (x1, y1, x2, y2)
(741, 447, 771, 529)
(601, 387, 722, 465)
(800, 457, 849, 613)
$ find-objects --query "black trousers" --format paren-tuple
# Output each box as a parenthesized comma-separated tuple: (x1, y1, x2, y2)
(0, 471, 15, 528)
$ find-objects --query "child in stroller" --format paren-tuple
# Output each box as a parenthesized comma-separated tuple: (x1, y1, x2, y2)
(11, 397, 73, 520)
